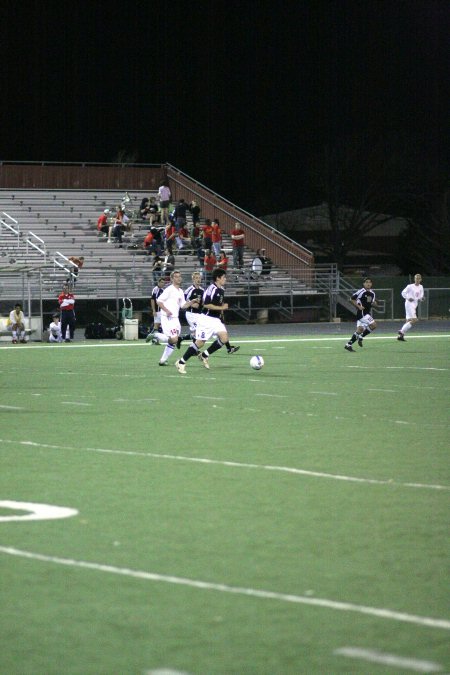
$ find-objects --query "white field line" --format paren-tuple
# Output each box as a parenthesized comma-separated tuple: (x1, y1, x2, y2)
(334, 647, 443, 672)
(1, 334, 449, 350)
(0, 438, 448, 492)
(0, 405, 24, 410)
(0, 545, 449, 631)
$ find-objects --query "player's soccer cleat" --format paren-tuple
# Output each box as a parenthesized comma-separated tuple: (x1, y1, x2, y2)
(200, 354, 210, 369)
(151, 336, 159, 345)
(397, 332, 406, 341)
(344, 344, 354, 352)
(228, 345, 240, 354)
(158, 361, 168, 366)
(65, 339, 71, 343)
(20, 339, 27, 344)
(358, 338, 363, 347)
(145, 333, 153, 343)
(12, 338, 18, 344)
(175, 359, 186, 374)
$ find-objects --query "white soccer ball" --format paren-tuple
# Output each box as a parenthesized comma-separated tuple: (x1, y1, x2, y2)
(250, 355, 264, 370)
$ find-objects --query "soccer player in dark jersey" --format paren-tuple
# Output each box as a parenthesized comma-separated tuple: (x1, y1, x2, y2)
(344, 278, 379, 352)
(146, 277, 166, 343)
(175, 269, 239, 374)
(176, 271, 204, 349)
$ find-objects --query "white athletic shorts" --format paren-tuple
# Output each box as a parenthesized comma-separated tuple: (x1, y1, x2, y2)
(405, 301, 418, 320)
(357, 314, 375, 329)
(185, 310, 200, 334)
(154, 310, 162, 324)
(161, 315, 181, 339)
(195, 314, 226, 341)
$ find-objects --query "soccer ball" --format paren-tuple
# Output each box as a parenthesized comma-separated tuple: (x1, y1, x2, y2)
(250, 355, 264, 370)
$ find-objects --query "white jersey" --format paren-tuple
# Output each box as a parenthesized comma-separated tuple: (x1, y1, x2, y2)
(157, 284, 185, 318)
(9, 310, 25, 325)
(49, 321, 62, 341)
(401, 283, 424, 308)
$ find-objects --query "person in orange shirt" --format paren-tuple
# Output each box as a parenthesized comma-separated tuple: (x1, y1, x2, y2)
(203, 249, 216, 285)
(97, 210, 109, 237)
(202, 219, 213, 251)
(211, 219, 222, 257)
(216, 250, 228, 271)
(143, 231, 155, 255)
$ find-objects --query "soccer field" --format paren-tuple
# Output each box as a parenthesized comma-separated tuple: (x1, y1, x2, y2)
(1, 330, 449, 674)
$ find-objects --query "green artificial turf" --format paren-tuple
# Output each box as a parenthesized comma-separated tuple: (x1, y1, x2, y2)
(0, 333, 449, 674)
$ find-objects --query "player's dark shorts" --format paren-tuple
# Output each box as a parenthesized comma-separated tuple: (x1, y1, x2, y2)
(160, 200, 170, 208)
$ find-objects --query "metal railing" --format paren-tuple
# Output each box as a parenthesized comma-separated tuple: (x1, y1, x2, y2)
(1, 211, 20, 247)
(26, 231, 46, 263)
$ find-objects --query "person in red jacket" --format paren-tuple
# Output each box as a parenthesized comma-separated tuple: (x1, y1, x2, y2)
(203, 249, 216, 285)
(58, 284, 76, 343)
(211, 219, 222, 257)
(143, 231, 155, 255)
(97, 209, 109, 237)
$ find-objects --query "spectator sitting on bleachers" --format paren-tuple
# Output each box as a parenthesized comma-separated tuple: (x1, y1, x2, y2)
(164, 222, 176, 254)
(148, 197, 160, 225)
(202, 219, 213, 251)
(152, 254, 164, 284)
(191, 223, 202, 255)
(143, 231, 156, 255)
(140, 197, 150, 220)
(176, 226, 191, 252)
(97, 209, 110, 237)
(252, 249, 272, 280)
(216, 250, 228, 271)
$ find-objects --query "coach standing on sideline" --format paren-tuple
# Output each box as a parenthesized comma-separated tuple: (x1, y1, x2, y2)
(58, 283, 76, 343)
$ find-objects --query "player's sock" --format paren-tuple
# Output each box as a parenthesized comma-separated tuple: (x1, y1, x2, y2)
(348, 332, 358, 344)
(160, 343, 175, 363)
(181, 344, 199, 363)
(401, 321, 413, 333)
(361, 328, 372, 337)
(204, 338, 224, 357)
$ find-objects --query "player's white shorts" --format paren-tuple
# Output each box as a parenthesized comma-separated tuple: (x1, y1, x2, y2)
(161, 315, 181, 339)
(195, 315, 226, 341)
(185, 310, 200, 334)
(357, 313, 375, 329)
(405, 301, 418, 320)
(48, 333, 62, 343)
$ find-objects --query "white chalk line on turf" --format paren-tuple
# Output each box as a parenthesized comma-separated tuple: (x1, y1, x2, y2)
(0, 545, 448, 631)
(0, 438, 448, 492)
(334, 647, 443, 672)
(1, 334, 449, 350)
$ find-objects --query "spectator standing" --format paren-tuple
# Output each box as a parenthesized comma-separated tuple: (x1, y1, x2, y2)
(203, 249, 216, 285)
(151, 254, 164, 284)
(211, 219, 222, 257)
(176, 225, 191, 252)
(173, 199, 189, 232)
(58, 283, 76, 343)
(202, 219, 213, 251)
(191, 223, 202, 255)
(163, 249, 175, 280)
(231, 222, 245, 270)
(397, 273, 425, 341)
(9, 303, 27, 344)
(158, 182, 171, 225)
(48, 313, 63, 343)
(189, 200, 201, 226)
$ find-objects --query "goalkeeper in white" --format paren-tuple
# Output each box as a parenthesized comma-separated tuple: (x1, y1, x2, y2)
(397, 274, 424, 341)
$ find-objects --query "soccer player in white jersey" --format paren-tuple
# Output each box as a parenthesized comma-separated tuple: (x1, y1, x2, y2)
(397, 273, 424, 341)
(48, 314, 63, 343)
(175, 268, 239, 374)
(156, 270, 199, 366)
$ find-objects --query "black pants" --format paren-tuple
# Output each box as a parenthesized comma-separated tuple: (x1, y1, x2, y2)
(61, 310, 76, 340)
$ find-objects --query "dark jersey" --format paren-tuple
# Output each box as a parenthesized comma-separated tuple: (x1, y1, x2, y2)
(151, 285, 164, 309)
(184, 284, 204, 313)
(202, 283, 225, 316)
(351, 287, 376, 319)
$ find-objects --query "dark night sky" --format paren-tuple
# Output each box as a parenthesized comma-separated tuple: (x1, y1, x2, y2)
(2, 0, 449, 215)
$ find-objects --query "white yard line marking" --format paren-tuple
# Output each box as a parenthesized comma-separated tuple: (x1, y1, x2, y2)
(367, 388, 396, 392)
(1, 334, 449, 350)
(310, 391, 338, 396)
(0, 545, 448, 631)
(255, 393, 288, 398)
(60, 401, 92, 406)
(0, 438, 448, 492)
(193, 396, 226, 400)
(334, 647, 443, 672)
(0, 405, 24, 410)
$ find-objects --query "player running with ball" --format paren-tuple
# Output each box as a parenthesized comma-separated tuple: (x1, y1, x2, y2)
(344, 277, 379, 352)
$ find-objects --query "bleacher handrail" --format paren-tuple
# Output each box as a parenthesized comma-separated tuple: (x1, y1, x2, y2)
(26, 232, 46, 262)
